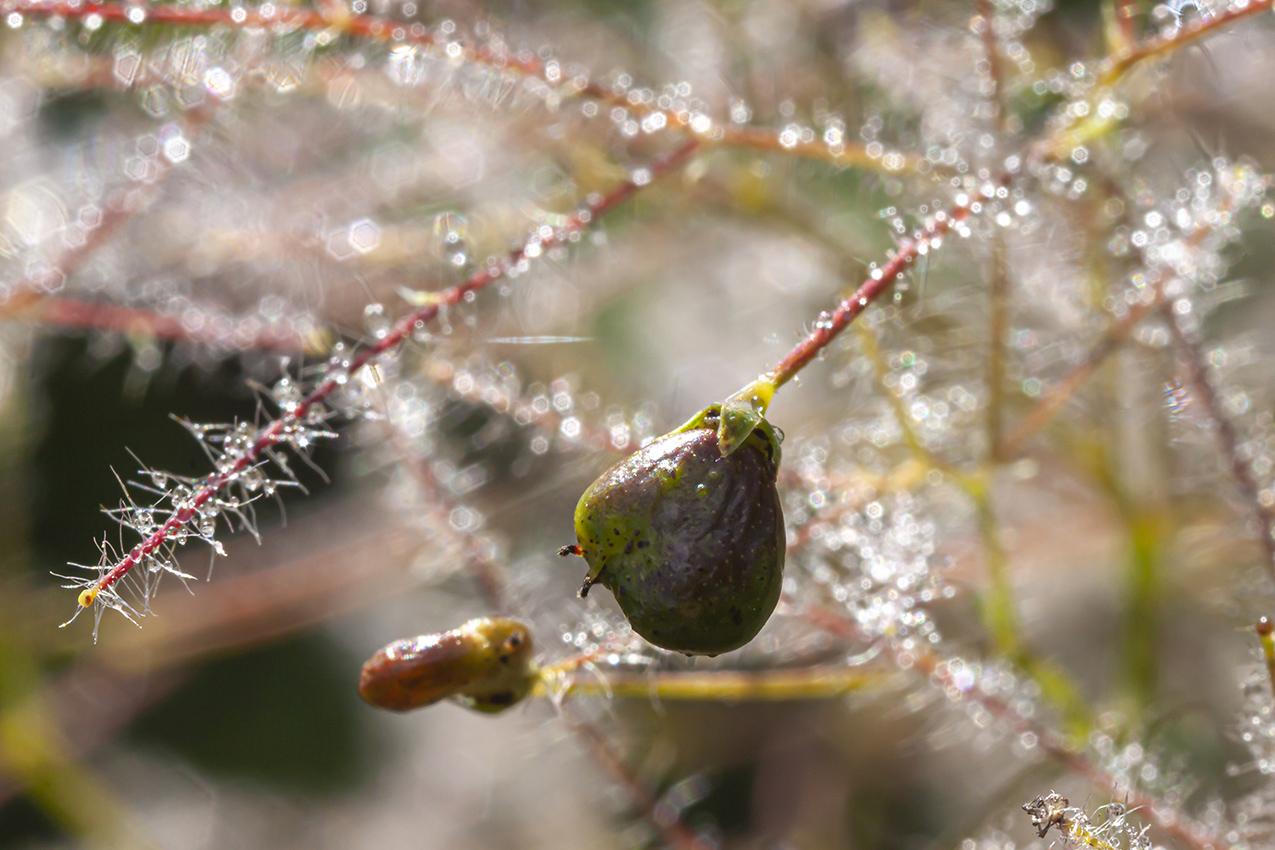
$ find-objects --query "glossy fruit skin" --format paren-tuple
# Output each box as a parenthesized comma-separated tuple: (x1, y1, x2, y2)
(573, 405, 785, 656)
(358, 617, 535, 713)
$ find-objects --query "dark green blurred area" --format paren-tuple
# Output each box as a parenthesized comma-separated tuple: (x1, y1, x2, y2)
(0, 337, 373, 847)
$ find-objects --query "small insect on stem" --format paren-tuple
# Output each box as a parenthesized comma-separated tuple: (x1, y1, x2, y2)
(1022, 793, 1071, 839)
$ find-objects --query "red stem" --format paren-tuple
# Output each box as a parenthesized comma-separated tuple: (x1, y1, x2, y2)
(84, 138, 700, 602)
(1163, 301, 1275, 582)
(8, 0, 906, 174)
(806, 609, 1226, 850)
(25, 295, 312, 353)
(1099, 0, 1275, 85)
(764, 202, 972, 389)
(973, 0, 1008, 134)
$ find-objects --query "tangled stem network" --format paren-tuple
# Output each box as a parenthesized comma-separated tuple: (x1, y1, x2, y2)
(6, 0, 1275, 846)
(59, 138, 701, 634)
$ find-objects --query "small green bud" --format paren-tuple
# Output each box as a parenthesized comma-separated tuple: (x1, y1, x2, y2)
(565, 404, 785, 656)
(358, 617, 535, 713)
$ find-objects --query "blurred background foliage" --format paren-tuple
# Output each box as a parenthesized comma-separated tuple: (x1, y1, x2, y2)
(2, 0, 1275, 848)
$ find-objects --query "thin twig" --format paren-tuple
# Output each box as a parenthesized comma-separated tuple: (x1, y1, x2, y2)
(1000, 292, 1163, 457)
(987, 233, 1011, 461)
(972, 485, 1019, 657)
(8, 295, 322, 354)
(379, 418, 510, 611)
(1163, 300, 1275, 581)
(974, 0, 1009, 135)
(8, 0, 921, 177)
(806, 611, 1226, 850)
(764, 201, 974, 390)
(918, 652, 1213, 850)
(1099, 0, 1275, 86)
(972, 0, 1013, 460)
(564, 710, 712, 850)
(854, 323, 948, 470)
(0, 108, 212, 316)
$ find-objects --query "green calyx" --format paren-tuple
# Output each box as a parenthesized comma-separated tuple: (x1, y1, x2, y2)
(709, 377, 778, 458)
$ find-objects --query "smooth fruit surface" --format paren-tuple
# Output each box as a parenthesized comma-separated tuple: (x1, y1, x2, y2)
(573, 406, 785, 656)
(358, 617, 535, 713)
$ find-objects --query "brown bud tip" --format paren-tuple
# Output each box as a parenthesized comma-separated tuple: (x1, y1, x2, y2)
(1258, 616, 1273, 637)
(558, 544, 582, 557)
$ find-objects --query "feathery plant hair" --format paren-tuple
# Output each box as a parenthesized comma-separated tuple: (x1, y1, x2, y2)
(3, 0, 1275, 847)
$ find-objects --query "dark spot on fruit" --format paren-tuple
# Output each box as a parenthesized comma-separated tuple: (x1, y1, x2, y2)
(484, 691, 516, 707)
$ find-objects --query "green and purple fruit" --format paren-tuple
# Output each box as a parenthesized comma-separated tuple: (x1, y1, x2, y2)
(566, 404, 785, 656)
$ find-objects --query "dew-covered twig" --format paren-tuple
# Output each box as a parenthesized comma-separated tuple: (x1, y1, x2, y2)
(783, 459, 930, 555)
(1000, 292, 1162, 458)
(805, 608, 1226, 850)
(379, 417, 509, 611)
(420, 357, 626, 454)
(986, 233, 1010, 462)
(1163, 300, 1275, 582)
(923, 644, 1221, 850)
(61, 138, 701, 631)
(564, 710, 712, 850)
(763, 199, 975, 391)
(7, 0, 919, 177)
(973, 0, 1008, 135)
(0, 107, 212, 315)
(1022, 793, 1149, 850)
(11, 295, 322, 355)
(1098, 0, 1275, 86)
(854, 323, 949, 470)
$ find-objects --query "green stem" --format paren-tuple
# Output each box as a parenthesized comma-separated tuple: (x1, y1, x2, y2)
(971, 483, 1020, 658)
(987, 233, 1009, 462)
(1121, 507, 1164, 713)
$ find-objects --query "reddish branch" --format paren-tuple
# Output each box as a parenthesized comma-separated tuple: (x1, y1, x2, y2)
(1163, 301, 1275, 581)
(807, 610, 1227, 850)
(917, 645, 1224, 850)
(0, 108, 211, 319)
(79, 138, 701, 606)
(1099, 0, 1275, 85)
(381, 418, 510, 612)
(1000, 291, 1163, 458)
(8, 0, 906, 174)
(20, 295, 314, 353)
(763, 202, 972, 389)
(567, 710, 712, 850)
(973, 0, 1008, 134)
